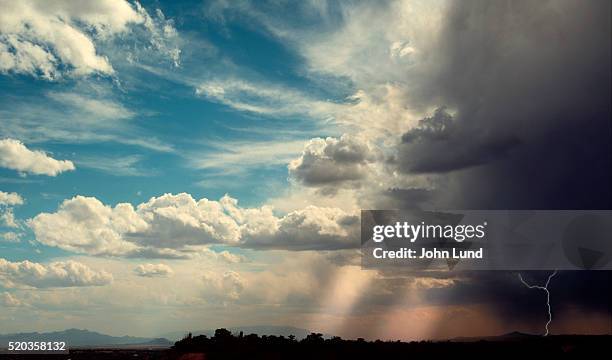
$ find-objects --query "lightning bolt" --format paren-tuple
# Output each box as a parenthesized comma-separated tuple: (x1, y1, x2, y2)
(518, 270, 558, 336)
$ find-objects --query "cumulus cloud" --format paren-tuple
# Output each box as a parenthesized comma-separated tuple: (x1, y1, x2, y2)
(0, 138, 75, 176)
(0, 0, 138, 78)
(134, 263, 173, 277)
(0, 258, 112, 288)
(243, 205, 359, 250)
(1, 231, 21, 243)
(29, 193, 359, 257)
(1, 191, 24, 230)
(289, 135, 376, 190)
(0, 190, 23, 206)
(28, 196, 145, 257)
(1, 209, 18, 228)
(0, 0, 180, 79)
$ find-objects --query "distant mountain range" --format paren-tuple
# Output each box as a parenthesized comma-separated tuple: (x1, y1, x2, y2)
(0, 328, 172, 348)
(162, 326, 318, 341)
(0, 326, 317, 348)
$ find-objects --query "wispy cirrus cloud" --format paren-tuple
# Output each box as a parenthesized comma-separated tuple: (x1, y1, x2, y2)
(0, 87, 174, 153)
(195, 78, 347, 120)
(75, 154, 154, 177)
(47, 92, 135, 122)
(189, 139, 307, 174)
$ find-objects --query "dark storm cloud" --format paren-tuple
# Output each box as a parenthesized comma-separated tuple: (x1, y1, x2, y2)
(398, 107, 519, 173)
(388, 0, 611, 330)
(397, 0, 611, 210)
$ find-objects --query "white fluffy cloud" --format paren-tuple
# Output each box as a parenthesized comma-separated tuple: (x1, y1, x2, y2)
(1, 209, 18, 228)
(0, 258, 113, 288)
(1, 232, 22, 243)
(1, 191, 24, 231)
(0, 139, 75, 176)
(28, 196, 145, 257)
(134, 263, 173, 277)
(243, 205, 359, 250)
(0, 0, 140, 78)
(0, 190, 23, 206)
(29, 193, 359, 257)
(0, 0, 180, 79)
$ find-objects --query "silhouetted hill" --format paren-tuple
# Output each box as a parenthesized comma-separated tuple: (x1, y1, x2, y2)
(0, 328, 172, 347)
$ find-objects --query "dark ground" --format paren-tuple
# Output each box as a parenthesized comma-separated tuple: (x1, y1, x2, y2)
(1, 332, 610, 359)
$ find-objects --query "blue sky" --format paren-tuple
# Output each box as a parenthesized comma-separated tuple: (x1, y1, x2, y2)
(1, 0, 610, 340)
(0, 0, 350, 262)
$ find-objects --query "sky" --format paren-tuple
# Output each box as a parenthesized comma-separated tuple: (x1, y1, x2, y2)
(0, 0, 611, 339)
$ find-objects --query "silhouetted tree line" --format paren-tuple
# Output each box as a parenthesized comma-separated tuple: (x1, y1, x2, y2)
(173, 328, 609, 359)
